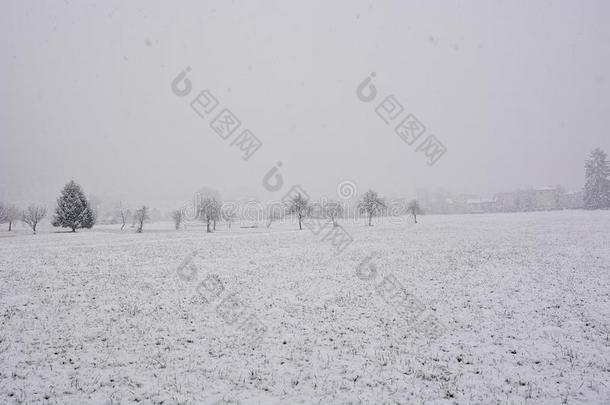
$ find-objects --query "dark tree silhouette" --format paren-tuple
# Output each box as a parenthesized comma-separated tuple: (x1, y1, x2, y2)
(172, 210, 184, 230)
(584, 148, 610, 209)
(198, 197, 220, 233)
(407, 200, 423, 224)
(358, 189, 386, 226)
(287, 193, 311, 230)
(52, 180, 96, 232)
(134, 205, 149, 233)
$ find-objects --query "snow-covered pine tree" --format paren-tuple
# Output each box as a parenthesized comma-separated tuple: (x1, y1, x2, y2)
(52, 180, 96, 231)
(584, 148, 610, 210)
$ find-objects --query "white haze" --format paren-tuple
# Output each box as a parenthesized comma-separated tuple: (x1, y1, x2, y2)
(1, 0, 609, 210)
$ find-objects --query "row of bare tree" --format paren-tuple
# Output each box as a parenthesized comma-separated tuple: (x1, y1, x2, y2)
(284, 189, 422, 229)
(0, 180, 153, 235)
(1, 186, 422, 235)
(166, 189, 422, 234)
(0, 203, 48, 234)
(0, 201, 152, 235)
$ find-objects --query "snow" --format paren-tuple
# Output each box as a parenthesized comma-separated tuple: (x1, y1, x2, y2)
(1, 210, 609, 404)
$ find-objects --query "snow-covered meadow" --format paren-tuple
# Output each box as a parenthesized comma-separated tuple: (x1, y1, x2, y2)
(1, 210, 609, 404)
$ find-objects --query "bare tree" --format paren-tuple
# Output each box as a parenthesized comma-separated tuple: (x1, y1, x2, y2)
(198, 197, 220, 233)
(358, 189, 386, 226)
(119, 201, 130, 230)
(222, 204, 237, 230)
(0, 203, 7, 229)
(134, 205, 149, 233)
(323, 200, 343, 227)
(0, 203, 20, 231)
(287, 193, 311, 230)
(265, 202, 284, 228)
(172, 209, 184, 230)
(22, 205, 47, 234)
(195, 187, 222, 232)
(407, 200, 423, 224)
(5, 205, 20, 231)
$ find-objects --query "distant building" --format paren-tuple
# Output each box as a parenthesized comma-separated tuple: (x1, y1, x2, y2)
(466, 198, 497, 213)
(560, 190, 584, 209)
(492, 187, 565, 212)
(531, 187, 558, 211)
(495, 192, 519, 212)
(412, 185, 579, 216)
(504, 188, 558, 211)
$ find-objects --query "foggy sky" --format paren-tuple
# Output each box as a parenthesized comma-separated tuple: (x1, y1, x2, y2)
(1, 0, 609, 210)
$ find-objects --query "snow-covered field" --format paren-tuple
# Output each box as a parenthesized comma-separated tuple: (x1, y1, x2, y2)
(1, 210, 609, 404)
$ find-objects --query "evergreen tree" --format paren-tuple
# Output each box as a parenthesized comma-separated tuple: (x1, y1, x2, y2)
(584, 148, 610, 209)
(52, 180, 96, 231)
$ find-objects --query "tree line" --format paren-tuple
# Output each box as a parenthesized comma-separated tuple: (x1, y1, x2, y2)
(1, 148, 608, 235)
(0, 180, 150, 234)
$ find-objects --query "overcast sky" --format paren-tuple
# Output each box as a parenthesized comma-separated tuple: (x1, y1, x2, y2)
(1, 0, 609, 209)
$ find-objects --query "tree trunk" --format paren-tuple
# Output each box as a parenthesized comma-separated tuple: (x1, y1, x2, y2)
(32, 224, 37, 234)
(8, 221, 11, 231)
(206, 220, 211, 233)
(413, 213, 417, 224)
(368, 213, 372, 226)
(213, 220, 216, 231)
(298, 215, 302, 230)
(121, 222, 125, 230)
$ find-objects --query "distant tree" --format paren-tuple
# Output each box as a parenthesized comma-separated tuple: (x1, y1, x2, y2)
(134, 205, 149, 233)
(22, 205, 47, 234)
(199, 197, 220, 232)
(52, 180, 96, 232)
(358, 189, 386, 226)
(195, 187, 222, 232)
(287, 193, 311, 230)
(265, 202, 284, 228)
(0, 203, 20, 231)
(323, 200, 343, 227)
(221, 204, 237, 231)
(6, 205, 20, 231)
(584, 148, 610, 209)
(407, 200, 423, 223)
(172, 209, 184, 230)
(118, 201, 130, 230)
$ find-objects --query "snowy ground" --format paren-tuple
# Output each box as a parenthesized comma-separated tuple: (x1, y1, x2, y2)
(1, 210, 609, 404)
